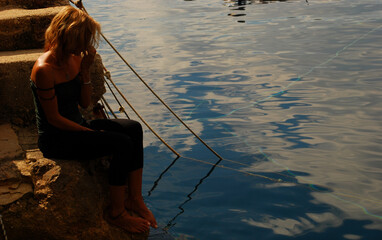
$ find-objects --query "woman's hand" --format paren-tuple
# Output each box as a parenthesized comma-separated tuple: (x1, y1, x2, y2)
(81, 46, 97, 72)
(78, 46, 96, 108)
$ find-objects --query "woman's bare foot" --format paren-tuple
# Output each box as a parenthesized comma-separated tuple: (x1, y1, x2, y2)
(104, 208, 150, 233)
(125, 197, 158, 228)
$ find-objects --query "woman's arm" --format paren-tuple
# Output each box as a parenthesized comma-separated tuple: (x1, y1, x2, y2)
(78, 47, 97, 108)
(79, 70, 92, 108)
(34, 65, 93, 132)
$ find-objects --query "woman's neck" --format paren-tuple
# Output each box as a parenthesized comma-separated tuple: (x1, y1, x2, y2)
(49, 49, 72, 67)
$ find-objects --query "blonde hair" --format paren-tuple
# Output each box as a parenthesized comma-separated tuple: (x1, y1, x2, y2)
(44, 6, 101, 62)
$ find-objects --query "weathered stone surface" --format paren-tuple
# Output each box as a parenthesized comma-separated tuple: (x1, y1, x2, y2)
(0, 123, 24, 160)
(0, 0, 68, 9)
(90, 54, 107, 105)
(0, 49, 42, 124)
(0, 126, 148, 240)
(80, 54, 107, 120)
(0, 6, 65, 51)
(0, 182, 33, 205)
(12, 124, 39, 150)
(0, 152, 149, 240)
(0, 124, 33, 205)
(0, 157, 31, 207)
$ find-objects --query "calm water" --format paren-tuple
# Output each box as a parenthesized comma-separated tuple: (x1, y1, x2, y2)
(85, 0, 382, 239)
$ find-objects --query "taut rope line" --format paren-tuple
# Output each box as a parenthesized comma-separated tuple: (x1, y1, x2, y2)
(100, 96, 117, 119)
(70, 0, 223, 160)
(0, 214, 8, 240)
(103, 68, 181, 157)
(100, 97, 113, 118)
(102, 74, 130, 119)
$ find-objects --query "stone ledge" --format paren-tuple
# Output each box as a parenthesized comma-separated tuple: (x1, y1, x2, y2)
(0, 49, 44, 124)
(0, 123, 24, 161)
(0, 124, 149, 240)
(0, 6, 65, 50)
(0, 159, 33, 206)
(0, 6, 64, 20)
(0, 48, 43, 64)
(0, 0, 68, 10)
(0, 155, 149, 240)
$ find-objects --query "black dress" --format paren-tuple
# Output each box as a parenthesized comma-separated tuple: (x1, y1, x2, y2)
(30, 75, 143, 186)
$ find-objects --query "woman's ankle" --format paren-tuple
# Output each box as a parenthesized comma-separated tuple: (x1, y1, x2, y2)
(110, 206, 125, 217)
(127, 195, 144, 202)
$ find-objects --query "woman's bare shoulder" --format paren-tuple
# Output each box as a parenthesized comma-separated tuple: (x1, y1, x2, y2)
(31, 53, 56, 87)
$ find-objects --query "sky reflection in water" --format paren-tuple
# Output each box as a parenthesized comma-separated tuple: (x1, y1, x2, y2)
(85, 0, 382, 239)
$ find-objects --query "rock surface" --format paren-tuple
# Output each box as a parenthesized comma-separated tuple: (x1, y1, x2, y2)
(0, 49, 44, 125)
(0, 124, 149, 240)
(0, 6, 64, 51)
(0, 123, 24, 160)
(0, 0, 68, 9)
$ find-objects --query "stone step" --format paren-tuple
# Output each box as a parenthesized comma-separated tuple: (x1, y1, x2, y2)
(0, 49, 43, 122)
(0, 123, 24, 161)
(0, 0, 68, 9)
(0, 6, 65, 51)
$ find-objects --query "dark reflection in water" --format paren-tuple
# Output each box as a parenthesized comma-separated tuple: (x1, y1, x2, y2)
(287, 220, 382, 240)
(271, 114, 315, 149)
(145, 150, 382, 239)
(164, 156, 223, 230)
(148, 141, 372, 240)
(226, 0, 298, 6)
(227, 13, 247, 17)
(148, 156, 180, 197)
(235, 0, 250, 6)
(256, 0, 286, 3)
(226, 0, 249, 22)
(226, 0, 305, 22)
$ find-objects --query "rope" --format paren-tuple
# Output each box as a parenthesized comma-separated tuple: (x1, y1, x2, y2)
(99, 97, 111, 119)
(101, 96, 117, 119)
(103, 68, 181, 157)
(69, 0, 84, 9)
(165, 156, 223, 229)
(100, 34, 223, 160)
(103, 72, 130, 119)
(0, 215, 8, 240)
(69, 0, 222, 160)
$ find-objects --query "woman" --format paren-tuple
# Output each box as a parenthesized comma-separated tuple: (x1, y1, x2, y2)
(30, 6, 157, 233)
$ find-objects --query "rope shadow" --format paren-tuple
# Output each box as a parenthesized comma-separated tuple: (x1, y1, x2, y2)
(164, 157, 223, 230)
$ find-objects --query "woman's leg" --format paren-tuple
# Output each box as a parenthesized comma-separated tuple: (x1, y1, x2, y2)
(88, 119, 157, 228)
(108, 185, 150, 233)
(125, 168, 158, 228)
(89, 119, 144, 170)
(39, 129, 151, 232)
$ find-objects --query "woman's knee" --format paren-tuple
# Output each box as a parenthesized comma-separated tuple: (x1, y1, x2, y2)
(88, 119, 142, 137)
(116, 119, 143, 140)
(128, 120, 143, 136)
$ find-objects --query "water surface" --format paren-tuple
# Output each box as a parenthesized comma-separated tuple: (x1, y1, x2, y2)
(85, 0, 382, 239)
